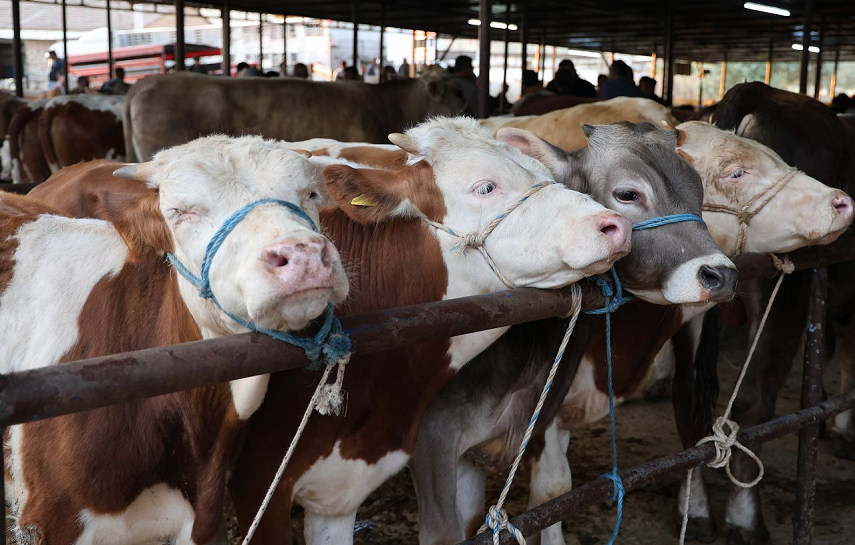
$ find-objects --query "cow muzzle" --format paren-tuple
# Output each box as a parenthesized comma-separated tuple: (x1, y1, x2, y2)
(262, 238, 337, 297)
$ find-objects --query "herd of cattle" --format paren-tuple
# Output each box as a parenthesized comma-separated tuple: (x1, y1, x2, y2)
(0, 69, 853, 545)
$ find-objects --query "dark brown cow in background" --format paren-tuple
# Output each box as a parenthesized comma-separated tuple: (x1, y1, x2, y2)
(0, 93, 26, 181)
(7, 98, 50, 184)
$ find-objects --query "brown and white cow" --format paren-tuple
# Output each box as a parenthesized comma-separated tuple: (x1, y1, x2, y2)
(39, 94, 125, 172)
(480, 97, 679, 152)
(124, 67, 466, 161)
(0, 93, 26, 181)
(222, 117, 632, 545)
(1, 135, 350, 544)
(7, 98, 50, 184)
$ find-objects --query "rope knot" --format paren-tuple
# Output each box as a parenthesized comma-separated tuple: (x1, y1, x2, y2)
(696, 415, 764, 488)
(452, 232, 485, 254)
(771, 254, 795, 275)
(601, 471, 625, 502)
(481, 506, 525, 545)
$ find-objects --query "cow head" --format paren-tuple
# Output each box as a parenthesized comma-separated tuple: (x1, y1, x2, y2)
(113, 135, 349, 337)
(676, 121, 854, 254)
(419, 65, 468, 117)
(324, 117, 630, 296)
(498, 122, 737, 305)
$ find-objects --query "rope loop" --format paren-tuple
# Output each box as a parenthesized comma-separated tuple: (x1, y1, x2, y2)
(585, 268, 635, 315)
(601, 471, 625, 503)
(771, 254, 795, 274)
(482, 506, 526, 545)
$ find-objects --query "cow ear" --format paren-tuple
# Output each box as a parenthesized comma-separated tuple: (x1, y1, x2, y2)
(736, 113, 754, 136)
(388, 133, 420, 155)
(113, 162, 158, 184)
(497, 127, 568, 179)
(674, 130, 694, 165)
(581, 124, 596, 138)
(324, 161, 444, 224)
(110, 190, 174, 257)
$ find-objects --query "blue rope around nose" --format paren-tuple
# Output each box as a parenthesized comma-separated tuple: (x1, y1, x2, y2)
(166, 198, 350, 370)
(583, 212, 705, 544)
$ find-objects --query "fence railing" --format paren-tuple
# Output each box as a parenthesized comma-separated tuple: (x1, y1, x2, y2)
(0, 216, 852, 542)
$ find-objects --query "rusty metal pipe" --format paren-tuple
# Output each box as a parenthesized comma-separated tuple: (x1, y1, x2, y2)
(0, 288, 597, 427)
(462, 387, 855, 544)
(793, 267, 827, 543)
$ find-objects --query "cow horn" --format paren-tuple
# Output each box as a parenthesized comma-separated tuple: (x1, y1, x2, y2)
(113, 162, 157, 183)
(388, 133, 420, 155)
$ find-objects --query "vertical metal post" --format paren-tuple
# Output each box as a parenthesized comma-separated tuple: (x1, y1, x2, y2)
(379, 1, 385, 69)
(174, 0, 185, 71)
(719, 58, 727, 99)
(799, 0, 813, 94)
(829, 48, 840, 99)
(520, 0, 528, 76)
(258, 13, 264, 72)
(794, 266, 827, 545)
(539, 31, 546, 76)
(61, 0, 69, 87)
(410, 30, 415, 77)
(11, 0, 23, 97)
(664, 0, 675, 106)
(477, 0, 492, 119)
(106, 0, 114, 78)
(0, 427, 5, 516)
(222, 0, 230, 76)
(499, 0, 510, 113)
(352, 0, 359, 72)
(765, 40, 773, 85)
(812, 19, 823, 100)
(281, 12, 287, 75)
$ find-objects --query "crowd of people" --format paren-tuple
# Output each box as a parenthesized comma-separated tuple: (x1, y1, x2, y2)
(43, 50, 133, 98)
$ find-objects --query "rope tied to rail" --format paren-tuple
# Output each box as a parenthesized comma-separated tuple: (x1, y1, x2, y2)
(424, 182, 553, 289)
(702, 168, 800, 255)
(678, 255, 794, 545)
(479, 283, 583, 545)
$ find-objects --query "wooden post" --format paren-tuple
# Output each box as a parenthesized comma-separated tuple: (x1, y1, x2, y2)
(829, 48, 840, 99)
(11, 0, 23, 96)
(765, 40, 773, 84)
(477, 0, 492, 119)
(799, 0, 813, 94)
(222, 0, 230, 76)
(651, 51, 657, 78)
(174, 0, 185, 71)
(719, 59, 727, 99)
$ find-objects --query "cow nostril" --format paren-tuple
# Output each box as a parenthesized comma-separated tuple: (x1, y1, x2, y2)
(601, 223, 619, 237)
(266, 251, 289, 268)
(698, 265, 723, 291)
(832, 196, 853, 215)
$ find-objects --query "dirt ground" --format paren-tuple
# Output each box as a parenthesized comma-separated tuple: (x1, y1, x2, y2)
(235, 324, 855, 545)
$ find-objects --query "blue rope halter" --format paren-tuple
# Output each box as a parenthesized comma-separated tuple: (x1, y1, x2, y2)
(166, 198, 350, 370)
(585, 212, 704, 545)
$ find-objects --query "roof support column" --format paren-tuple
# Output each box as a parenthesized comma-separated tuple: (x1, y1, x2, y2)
(539, 30, 546, 75)
(799, 0, 813, 94)
(829, 48, 839, 99)
(477, 0, 492, 119)
(719, 57, 727, 99)
(520, 0, 528, 77)
(379, 1, 385, 69)
(258, 13, 264, 72)
(765, 40, 773, 84)
(61, 0, 69, 87)
(813, 19, 823, 100)
(281, 11, 286, 75)
(352, 0, 359, 72)
(499, 0, 510, 114)
(222, 0, 230, 76)
(664, 0, 675, 106)
(11, 0, 23, 97)
(174, 0, 185, 71)
(107, 0, 114, 78)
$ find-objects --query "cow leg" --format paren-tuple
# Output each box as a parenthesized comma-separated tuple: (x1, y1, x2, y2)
(831, 318, 855, 460)
(671, 311, 717, 542)
(526, 419, 570, 545)
(304, 510, 357, 545)
(726, 275, 809, 545)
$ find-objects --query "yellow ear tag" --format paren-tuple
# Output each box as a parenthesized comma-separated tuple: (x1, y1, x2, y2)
(350, 194, 376, 207)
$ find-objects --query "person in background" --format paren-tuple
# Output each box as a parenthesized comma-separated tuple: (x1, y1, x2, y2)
(510, 69, 554, 114)
(46, 74, 66, 97)
(597, 74, 608, 96)
(382, 65, 397, 82)
(332, 60, 347, 81)
(46, 51, 64, 91)
(638, 76, 664, 104)
(343, 66, 360, 80)
(600, 60, 640, 99)
(398, 59, 411, 79)
(71, 75, 97, 95)
(546, 60, 597, 98)
(237, 62, 263, 78)
(293, 63, 310, 79)
(453, 55, 478, 116)
(100, 67, 130, 95)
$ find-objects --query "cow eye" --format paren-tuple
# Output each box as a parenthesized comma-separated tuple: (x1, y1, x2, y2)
(474, 181, 497, 196)
(614, 189, 639, 203)
(308, 191, 320, 201)
(729, 168, 745, 180)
